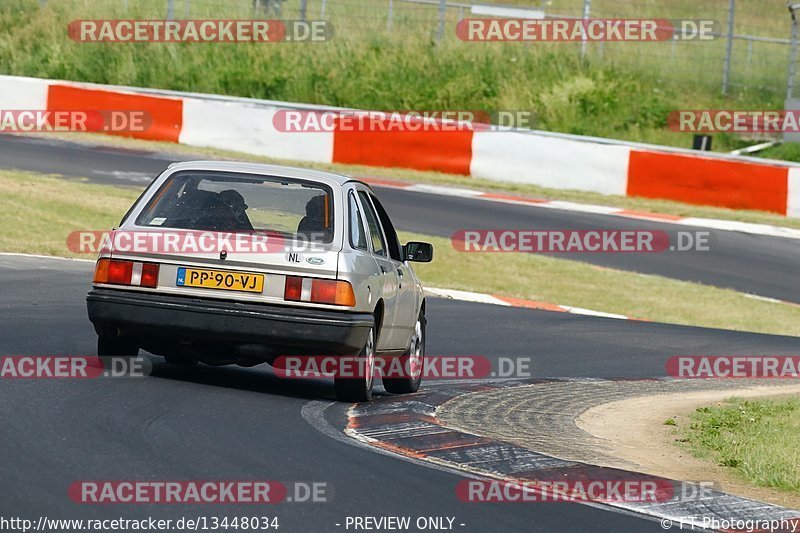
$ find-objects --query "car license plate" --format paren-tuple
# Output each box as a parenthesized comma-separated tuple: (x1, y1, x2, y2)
(176, 267, 264, 293)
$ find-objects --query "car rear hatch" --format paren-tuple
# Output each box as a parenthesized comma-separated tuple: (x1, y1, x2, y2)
(91, 168, 354, 309)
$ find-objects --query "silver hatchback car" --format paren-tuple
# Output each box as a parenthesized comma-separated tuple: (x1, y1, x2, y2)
(86, 161, 433, 402)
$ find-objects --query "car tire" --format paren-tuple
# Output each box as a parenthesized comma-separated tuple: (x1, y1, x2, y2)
(97, 335, 138, 369)
(334, 326, 375, 403)
(382, 309, 425, 394)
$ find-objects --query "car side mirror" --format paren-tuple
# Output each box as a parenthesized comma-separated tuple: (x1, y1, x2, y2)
(404, 241, 433, 262)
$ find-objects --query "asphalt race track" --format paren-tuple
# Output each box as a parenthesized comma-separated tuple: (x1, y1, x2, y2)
(1, 134, 800, 303)
(2, 255, 800, 531)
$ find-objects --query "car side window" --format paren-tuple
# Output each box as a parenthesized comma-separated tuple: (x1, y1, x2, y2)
(369, 194, 403, 262)
(358, 191, 387, 257)
(349, 192, 368, 251)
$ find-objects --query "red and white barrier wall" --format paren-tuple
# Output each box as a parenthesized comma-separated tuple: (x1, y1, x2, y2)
(3, 74, 799, 218)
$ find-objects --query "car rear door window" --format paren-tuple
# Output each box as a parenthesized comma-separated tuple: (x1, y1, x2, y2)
(349, 192, 368, 251)
(358, 191, 386, 257)
(369, 194, 403, 262)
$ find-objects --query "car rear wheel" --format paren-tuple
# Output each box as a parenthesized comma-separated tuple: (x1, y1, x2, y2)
(97, 335, 139, 369)
(334, 326, 375, 403)
(383, 310, 425, 394)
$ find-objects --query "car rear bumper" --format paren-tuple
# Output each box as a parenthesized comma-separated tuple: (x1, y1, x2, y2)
(86, 288, 373, 355)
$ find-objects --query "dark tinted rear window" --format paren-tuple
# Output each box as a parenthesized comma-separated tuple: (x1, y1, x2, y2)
(136, 171, 334, 242)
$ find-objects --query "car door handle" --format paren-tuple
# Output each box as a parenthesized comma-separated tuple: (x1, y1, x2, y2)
(380, 265, 387, 274)
(397, 269, 404, 278)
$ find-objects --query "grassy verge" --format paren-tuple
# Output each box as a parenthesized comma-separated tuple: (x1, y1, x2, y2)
(0, 169, 139, 256)
(30, 131, 800, 231)
(0, 0, 790, 157)
(2, 167, 799, 336)
(402, 232, 800, 337)
(679, 397, 800, 494)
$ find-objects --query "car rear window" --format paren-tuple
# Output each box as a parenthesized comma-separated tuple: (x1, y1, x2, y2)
(135, 171, 334, 242)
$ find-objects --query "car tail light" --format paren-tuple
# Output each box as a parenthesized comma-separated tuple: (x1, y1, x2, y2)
(93, 258, 110, 283)
(107, 260, 133, 285)
(93, 259, 159, 288)
(284, 276, 303, 301)
(140, 263, 160, 288)
(312, 279, 356, 306)
(284, 276, 355, 307)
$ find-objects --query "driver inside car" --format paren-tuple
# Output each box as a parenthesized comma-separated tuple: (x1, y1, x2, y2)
(219, 189, 254, 231)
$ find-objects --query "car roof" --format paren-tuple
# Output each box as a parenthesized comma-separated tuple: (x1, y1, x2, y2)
(165, 160, 370, 189)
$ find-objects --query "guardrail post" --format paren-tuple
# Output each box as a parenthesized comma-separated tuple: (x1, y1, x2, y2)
(436, 0, 446, 42)
(722, 0, 735, 95)
(580, 0, 591, 60)
(789, 3, 799, 100)
(166, 0, 175, 20)
(387, 0, 394, 32)
(300, 0, 307, 21)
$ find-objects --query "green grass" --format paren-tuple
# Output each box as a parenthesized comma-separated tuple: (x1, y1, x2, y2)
(2, 167, 800, 336)
(0, 0, 790, 157)
(759, 142, 800, 164)
(681, 397, 800, 494)
(0, 168, 139, 256)
(401, 231, 800, 337)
